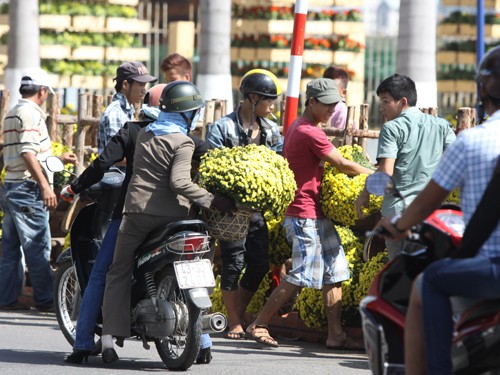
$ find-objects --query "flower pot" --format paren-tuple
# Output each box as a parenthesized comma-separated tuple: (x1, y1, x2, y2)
(230, 47, 239, 60)
(459, 23, 476, 36)
(437, 51, 458, 65)
(106, 17, 150, 33)
(456, 80, 476, 93)
(108, 0, 139, 5)
(491, 24, 500, 39)
(256, 48, 290, 62)
(106, 47, 150, 61)
(72, 46, 105, 60)
(437, 23, 459, 36)
(437, 80, 456, 93)
(457, 51, 475, 65)
(39, 14, 71, 31)
(238, 47, 257, 61)
(257, 19, 293, 34)
(332, 50, 364, 72)
(71, 75, 104, 89)
(305, 20, 333, 35)
(72, 16, 105, 32)
(40, 45, 72, 60)
(303, 49, 334, 64)
(333, 21, 365, 39)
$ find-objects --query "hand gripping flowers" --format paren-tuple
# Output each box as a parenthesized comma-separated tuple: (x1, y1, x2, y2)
(199, 144, 297, 216)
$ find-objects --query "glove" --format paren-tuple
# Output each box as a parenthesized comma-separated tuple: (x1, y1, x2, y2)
(211, 195, 237, 215)
(60, 185, 76, 203)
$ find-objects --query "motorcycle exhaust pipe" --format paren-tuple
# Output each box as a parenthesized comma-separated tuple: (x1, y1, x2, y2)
(201, 312, 228, 333)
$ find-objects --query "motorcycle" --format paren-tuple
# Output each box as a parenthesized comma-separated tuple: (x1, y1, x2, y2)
(359, 172, 500, 375)
(46, 156, 227, 371)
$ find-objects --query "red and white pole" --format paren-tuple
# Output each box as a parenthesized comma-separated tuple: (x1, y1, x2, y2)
(283, 0, 308, 134)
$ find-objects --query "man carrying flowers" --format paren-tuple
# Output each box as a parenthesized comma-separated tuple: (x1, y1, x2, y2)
(206, 69, 282, 340)
(246, 78, 373, 349)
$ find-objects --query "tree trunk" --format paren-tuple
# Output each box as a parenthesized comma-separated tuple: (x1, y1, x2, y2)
(397, 0, 437, 107)
(4, 0, 41, 108)
(196, 0, 233, 110)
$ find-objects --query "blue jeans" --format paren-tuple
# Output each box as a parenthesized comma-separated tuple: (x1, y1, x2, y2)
(73, 218, 212, 351)
(0, 181, 52, 308)
(421, 256, 500, 375)
(73, 218, 121, 351)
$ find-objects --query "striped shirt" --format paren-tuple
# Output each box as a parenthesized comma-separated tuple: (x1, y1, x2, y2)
(432, 109, 500, 258)
(97, 92, 135, 153)
(3, 99, 53, 184)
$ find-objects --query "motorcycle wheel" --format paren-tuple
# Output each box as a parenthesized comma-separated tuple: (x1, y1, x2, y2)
(155, 267, 202, 371)
(54, 261, 81, 346)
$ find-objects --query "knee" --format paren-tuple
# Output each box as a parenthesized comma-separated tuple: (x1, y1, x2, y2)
(220, 260, 244, 291)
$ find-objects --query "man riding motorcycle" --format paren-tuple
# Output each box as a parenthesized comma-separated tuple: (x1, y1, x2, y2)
(63, 83, 215, 365)
(99, 81, 235, 364)
(376, 45, 500, 375)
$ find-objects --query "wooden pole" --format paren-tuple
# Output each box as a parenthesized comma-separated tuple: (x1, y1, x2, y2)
(90, 94, 103, 148)
(75, 93, 92, 175)
(214, 99, 227, 123)
(457, 107, 476, 133)
(358, 104, 369, 149)
(201, 100, 216, 141)
(46, 93, 60, 143)
(344, 106, 356, 146)
(0, 89, 10, 145)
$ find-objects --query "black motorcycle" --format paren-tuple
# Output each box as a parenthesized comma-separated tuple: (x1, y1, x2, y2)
(47, 157, 227, 371)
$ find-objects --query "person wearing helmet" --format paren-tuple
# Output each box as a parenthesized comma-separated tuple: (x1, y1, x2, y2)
(62, 83, 212, 364)
(208, 68, 283, 152)
(377, 46, 500, 374)
(99, 81, 235, 364)
(205, 69, 282, 341)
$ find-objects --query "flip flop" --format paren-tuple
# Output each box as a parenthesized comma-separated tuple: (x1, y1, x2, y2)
(246, 324, 279, 348)
(224, 330, 247, 340)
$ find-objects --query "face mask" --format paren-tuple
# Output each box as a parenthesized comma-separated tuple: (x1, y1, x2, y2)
(190, 110, 200, 131)
(141, 105, 160, 120)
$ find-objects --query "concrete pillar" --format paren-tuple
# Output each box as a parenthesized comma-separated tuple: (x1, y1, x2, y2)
(4, 0, 41, 109)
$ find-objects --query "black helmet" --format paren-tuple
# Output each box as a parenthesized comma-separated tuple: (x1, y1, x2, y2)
(476, 46, 500, 99)
(159, 81, 205, 112)
(239, 69, 282, 98)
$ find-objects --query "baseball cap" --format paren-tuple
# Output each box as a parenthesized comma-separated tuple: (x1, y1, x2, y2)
(115, 61, 157, 83)
(306, 78, 342, 105)
(20, 68, 55, 94)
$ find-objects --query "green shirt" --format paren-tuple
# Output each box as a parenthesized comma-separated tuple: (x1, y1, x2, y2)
(377, 107, 456, 216)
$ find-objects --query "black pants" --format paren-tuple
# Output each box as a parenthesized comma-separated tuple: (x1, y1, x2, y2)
(219, 213, 269, 292)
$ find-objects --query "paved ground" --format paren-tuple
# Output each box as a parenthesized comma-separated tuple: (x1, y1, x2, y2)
(0, 309, 372, 374)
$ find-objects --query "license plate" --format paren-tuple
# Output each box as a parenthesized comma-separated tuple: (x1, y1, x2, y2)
(173, 259, 216, 289)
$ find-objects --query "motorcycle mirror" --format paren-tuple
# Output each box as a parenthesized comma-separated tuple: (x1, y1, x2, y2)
(365, 172, 396, 196)
(45, 156, 65, 172)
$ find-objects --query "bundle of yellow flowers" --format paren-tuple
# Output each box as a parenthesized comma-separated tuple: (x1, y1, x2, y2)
(264, 212, 291, 268)
(320, 145, 381, 227)
(199, 144, 297, 216)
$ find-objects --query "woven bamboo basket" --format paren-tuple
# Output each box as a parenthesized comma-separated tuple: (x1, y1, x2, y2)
(202, 205, 254, 241)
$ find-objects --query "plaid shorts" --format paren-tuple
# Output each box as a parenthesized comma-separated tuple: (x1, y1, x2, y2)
(283, 217, 350, 289)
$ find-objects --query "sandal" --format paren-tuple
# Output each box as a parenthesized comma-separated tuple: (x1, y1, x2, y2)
(246, 324, 279, 348)
(225, 330, 247, 340)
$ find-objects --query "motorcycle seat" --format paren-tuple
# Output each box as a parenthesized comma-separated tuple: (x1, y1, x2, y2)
(138, 219, 208, 252)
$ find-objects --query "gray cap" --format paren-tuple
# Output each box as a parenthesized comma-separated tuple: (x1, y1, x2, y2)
(306, 78, 342, 104)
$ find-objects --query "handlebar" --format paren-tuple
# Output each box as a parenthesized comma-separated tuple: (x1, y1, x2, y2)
(365, 225, 421, 242)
